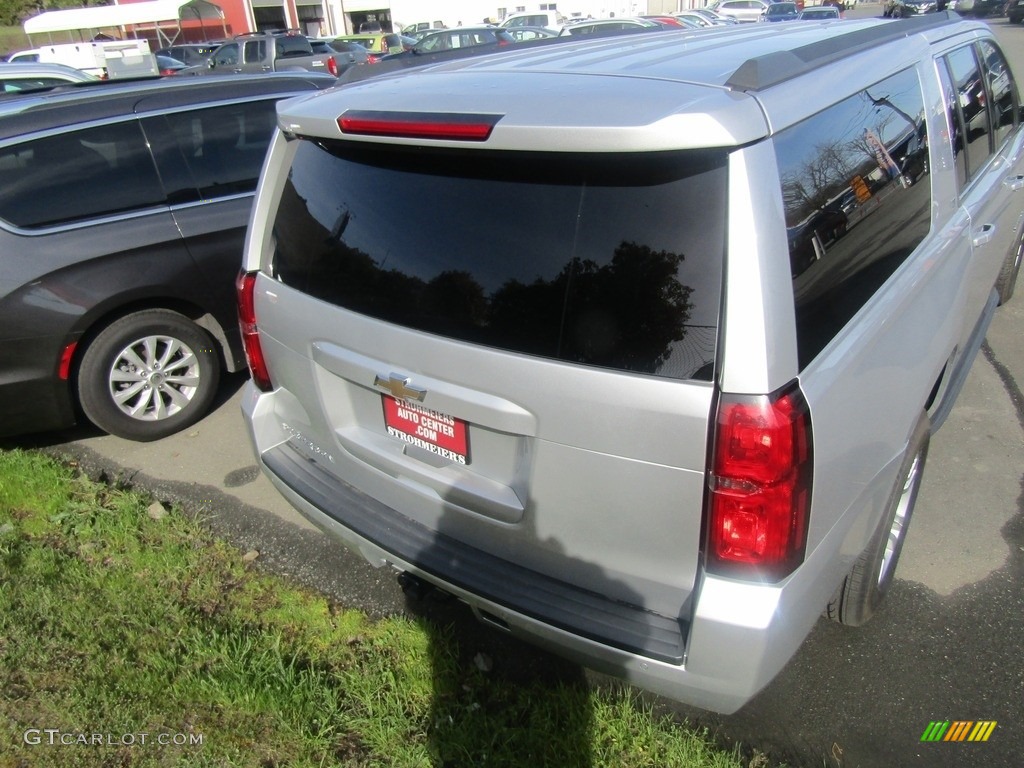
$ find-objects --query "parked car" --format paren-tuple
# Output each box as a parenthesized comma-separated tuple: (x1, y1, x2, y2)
(328, 32, 410, 55)
(499, 10, 566, 32)
(763, 2, 801, 20)
(400, 21, 446, 35)
(708, 0, 772, 22)
(0, 62, 97, 96)
(7, 40, 156, 79)
(0, 72, 337, 441)
(155, 43, 220, 66)
(641, 15, 691, 27)
(673, 10, 723, 26)
(559, 18, 664, 36)
(689, 8, 741, 24)
(503, 26, 559, 42)
(797, 5, 842, 18)
(6, 49, 40, 63)
(317, 38, 380, 67)
(949, 0, 1004, 14)
(239, 14, 1023, 715)
(395, 27, 514, 55)
(884, 0, 939, 16)
(155, 54, 187, 75)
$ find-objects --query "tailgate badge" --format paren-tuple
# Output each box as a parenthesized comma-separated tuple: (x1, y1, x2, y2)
(374, 373, 426, 402)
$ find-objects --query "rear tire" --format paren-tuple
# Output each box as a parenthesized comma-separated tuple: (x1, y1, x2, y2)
(995, 227, 1022, 305)
(827, 413, 929, 626)
(77, 310, 220, 441)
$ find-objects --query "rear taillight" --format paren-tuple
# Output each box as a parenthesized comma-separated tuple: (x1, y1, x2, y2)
(236, 270, 272, 392)
(705, 383, 812, 581)
(327, 55, 339, 77)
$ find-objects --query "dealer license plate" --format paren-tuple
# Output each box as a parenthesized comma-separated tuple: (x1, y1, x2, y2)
(382, 396, 469, 465)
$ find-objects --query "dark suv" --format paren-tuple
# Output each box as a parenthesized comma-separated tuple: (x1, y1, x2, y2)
(0, 72, 336, 441)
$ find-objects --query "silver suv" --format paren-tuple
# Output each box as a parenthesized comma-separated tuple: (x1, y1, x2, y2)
(240, 15, 1023, 712)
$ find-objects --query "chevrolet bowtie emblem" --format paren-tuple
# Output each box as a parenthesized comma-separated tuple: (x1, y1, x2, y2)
(373, 373, 427, 402)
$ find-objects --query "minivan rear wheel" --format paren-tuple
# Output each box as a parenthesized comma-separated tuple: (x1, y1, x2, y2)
(77, 310, 220, 441)
(827, 413, 930, 627)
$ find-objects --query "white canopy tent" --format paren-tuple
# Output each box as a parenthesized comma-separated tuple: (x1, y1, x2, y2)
(24, 0, 227, 47)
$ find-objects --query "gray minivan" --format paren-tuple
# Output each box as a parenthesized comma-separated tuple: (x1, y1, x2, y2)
(240, 15, 1022, 712)
(0, 73, 336, 441)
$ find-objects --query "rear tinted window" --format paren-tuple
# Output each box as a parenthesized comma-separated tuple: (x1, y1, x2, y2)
(275, 36, 314, 57)
(272, 143, 726, 380)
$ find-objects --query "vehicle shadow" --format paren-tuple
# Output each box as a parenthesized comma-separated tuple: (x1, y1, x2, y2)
(0, 369, 250, 451)
(401, 583, 595, 767)
(395, 485, 672, 767)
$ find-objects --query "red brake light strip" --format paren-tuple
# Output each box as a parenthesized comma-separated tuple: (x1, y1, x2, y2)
(338, 110, 502, 141)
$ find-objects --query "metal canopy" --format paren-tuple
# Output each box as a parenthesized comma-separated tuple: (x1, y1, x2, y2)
(24, 0, 227, 46)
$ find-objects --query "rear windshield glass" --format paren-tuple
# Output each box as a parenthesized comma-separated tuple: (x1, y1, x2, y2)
(272, 141, 727, 380)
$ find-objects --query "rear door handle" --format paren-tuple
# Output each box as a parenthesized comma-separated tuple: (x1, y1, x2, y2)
(973, 223, 996, 247)
(1004, 174, 1024, 191)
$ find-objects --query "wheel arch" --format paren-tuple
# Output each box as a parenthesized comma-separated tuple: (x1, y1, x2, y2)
(68, 294, 241, 401)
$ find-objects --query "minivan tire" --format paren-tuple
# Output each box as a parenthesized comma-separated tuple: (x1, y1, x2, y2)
(77, 310, 220, 441)
(827, 413, 930, 627)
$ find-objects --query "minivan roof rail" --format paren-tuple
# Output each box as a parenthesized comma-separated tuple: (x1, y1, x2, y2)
(726, 12, 960, 92)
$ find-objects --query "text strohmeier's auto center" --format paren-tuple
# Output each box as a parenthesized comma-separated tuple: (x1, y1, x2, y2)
(382, 396, 469, 463)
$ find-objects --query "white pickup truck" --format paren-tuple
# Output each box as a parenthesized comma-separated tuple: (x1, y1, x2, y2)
(8, 39, 158, 79)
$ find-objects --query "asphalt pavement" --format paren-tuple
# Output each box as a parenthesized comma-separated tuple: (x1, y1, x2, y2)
(5, 9, 1024, 767)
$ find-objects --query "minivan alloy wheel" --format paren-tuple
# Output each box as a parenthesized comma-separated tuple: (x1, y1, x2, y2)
(77, 309, 220, 441)
(108, 334, 201, 420)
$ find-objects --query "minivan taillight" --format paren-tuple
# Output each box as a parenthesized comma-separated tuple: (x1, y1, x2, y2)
(236, 270, 272, 392)
(327, 55, 339, 77)
(706, 383, 812, 581)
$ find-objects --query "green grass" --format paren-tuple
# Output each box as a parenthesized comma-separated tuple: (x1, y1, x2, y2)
(0, 26, 30, 55)
(0, 449, 760, 767)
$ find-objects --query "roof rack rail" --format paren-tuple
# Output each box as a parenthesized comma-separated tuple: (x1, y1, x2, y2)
(726, 12, 960, 92)
(236, 28, 303, 38)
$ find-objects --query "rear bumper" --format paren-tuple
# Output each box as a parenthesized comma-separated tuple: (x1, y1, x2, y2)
(243, 382, 831, 714)
(0, 367, 76, 439)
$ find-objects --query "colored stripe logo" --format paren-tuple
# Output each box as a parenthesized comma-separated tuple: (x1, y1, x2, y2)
(921, 721, 997, 742)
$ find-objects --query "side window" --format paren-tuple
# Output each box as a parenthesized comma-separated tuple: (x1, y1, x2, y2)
(945, 45, 993, 181)
(419, 34, 444, 51)
(775, 67, 932, 368)
(162, 100, 280, 198)
(213, 43, 239, 66)
(978, 39, 1018, 149)
(244, 40, 265, 63)
(0, 121, 165, 230)
(937, 57, 969, 190)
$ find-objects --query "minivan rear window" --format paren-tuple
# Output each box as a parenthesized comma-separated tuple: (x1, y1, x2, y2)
(271, 142, 727, 380)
